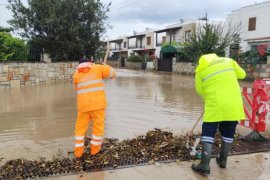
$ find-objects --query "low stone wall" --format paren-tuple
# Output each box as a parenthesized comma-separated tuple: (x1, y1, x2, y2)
(3, 59, 269, 89)
(125, 62, 142, 70)
(173, 57, 270, 80)
(106, 60, 119, 68)
(0, 62, 78, 89)
(173, 62, 196, 75)
(244, 63, 270, 80)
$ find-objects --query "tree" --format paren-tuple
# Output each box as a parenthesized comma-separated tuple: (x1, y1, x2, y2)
(8, 0, 110, 61)
(0, 26, 13, 33)
(0, 31, 28, 61)
(182, 21, 241, 62)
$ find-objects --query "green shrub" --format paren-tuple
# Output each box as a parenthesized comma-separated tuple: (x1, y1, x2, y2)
(127, 55, 143, 62)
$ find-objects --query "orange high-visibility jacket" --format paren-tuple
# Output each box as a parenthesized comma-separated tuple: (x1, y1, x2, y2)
(73, 63, 116, 112)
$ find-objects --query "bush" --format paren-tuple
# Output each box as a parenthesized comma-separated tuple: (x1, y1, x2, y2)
(0, 31, 30, 61)
(238, 50, 266, 64)
(127, 55, 143, 62)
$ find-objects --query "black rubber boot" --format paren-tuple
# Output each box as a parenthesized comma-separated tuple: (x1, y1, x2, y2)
(216, 141, 232, 168)
(191, 142, 213, 175)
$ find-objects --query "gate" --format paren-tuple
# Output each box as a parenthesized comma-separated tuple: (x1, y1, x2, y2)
(158, 58, 172, 72)
(120, 57, 125, 67)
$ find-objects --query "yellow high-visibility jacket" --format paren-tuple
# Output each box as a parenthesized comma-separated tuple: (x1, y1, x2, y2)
(195, 54, 246, 122)
(73, 63, 116, 112)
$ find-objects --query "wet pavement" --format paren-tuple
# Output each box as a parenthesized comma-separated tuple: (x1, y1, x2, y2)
(0, 69, 270, 179)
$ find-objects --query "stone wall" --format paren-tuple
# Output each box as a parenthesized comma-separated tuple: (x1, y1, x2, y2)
(0, 62, 78, 89)
(4, 59, 268, 89)
(106, 61, 119, 68)
(244, 63, 270, 80)
(173, 57, 270, 80)
(173, 62, 196, 75)
(125, 62, 142, 70)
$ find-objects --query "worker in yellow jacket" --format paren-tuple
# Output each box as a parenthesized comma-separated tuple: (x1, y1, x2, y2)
(192, 53, 246, 175)
(73, 58, 116, 158)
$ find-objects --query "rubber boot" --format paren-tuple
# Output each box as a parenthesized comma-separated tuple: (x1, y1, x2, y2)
(191, 142, 213, 175)
(216, 141, 232, 168)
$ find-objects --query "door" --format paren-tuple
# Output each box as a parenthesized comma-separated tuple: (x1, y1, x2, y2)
(158, 58, 172, 72)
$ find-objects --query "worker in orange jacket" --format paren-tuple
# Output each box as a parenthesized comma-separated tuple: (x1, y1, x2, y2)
(73, 58, 116, 158)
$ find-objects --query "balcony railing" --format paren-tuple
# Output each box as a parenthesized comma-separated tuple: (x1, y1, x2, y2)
(110, 48, 123, 51)
(156, 40, 182, 47)
(128, 45, 145, 49)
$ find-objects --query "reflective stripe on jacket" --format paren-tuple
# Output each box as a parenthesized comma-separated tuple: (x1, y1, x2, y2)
(195, 54, 246, 122)
(73, 63, 116, 112)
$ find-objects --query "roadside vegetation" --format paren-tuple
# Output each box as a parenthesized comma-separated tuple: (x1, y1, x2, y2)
(0, 27, 29, 61)
(2, 0, 111, 61)
(180, 21, 269, 65)
(181, 22, 241, 62)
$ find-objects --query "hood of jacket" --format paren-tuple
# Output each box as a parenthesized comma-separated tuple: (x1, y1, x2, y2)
(76, 62, 92, 73)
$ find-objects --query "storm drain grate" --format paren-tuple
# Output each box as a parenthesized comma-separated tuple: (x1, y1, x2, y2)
(1, 137, 270, 179)
(81, 139, 270, 173)
(230, 139, 270, 155)
(212, 139, 270, 156)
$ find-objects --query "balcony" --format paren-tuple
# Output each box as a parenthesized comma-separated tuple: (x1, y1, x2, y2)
(110, 47, 123, 51)
(128, 45, 145, 49)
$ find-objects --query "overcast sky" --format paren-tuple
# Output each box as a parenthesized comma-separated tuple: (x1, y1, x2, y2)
(0, 0, 268, 39)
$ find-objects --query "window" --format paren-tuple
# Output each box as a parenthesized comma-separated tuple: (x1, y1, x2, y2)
(248, 17, 256, 31)
(147, 37, 151, 45)
(185, 30, 191, 41)
(124, 42, 126, 48)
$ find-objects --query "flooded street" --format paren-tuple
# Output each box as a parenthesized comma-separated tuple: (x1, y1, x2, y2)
(0, 69, 263, 163)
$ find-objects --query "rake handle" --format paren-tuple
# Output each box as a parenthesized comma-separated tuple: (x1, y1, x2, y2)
(103, 42, 110, 64)
(189, 111, 204, 136)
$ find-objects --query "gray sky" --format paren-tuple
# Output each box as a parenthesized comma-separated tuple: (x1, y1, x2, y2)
(0, 0, 268, 39)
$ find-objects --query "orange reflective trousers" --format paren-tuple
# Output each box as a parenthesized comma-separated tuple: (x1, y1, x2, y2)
(74, 109, 105, 158)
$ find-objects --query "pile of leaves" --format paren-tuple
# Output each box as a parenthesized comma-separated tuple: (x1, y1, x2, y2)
(0, 128, 231, 179)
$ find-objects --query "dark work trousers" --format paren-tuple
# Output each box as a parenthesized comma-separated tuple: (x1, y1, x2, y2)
(201, 121, 238, 144)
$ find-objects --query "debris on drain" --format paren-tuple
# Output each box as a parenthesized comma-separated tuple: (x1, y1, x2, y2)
(0, 128, 239, 179)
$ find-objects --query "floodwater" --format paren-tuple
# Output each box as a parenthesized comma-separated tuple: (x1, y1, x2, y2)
(0, 69, 267, 163)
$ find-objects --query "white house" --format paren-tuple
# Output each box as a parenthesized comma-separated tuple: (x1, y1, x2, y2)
(226, 1, 270, 54)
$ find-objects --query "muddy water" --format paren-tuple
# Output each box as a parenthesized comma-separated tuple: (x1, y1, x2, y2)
(0, 69, 265, 163)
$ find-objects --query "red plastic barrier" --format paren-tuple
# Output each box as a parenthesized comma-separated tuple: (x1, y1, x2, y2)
(240, 79, 270, 132)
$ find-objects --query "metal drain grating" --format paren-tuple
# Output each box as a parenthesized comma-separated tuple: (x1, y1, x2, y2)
(82, 139, 270, 173)
(212, 139, 270, 156)
(1, 139, 270, 179)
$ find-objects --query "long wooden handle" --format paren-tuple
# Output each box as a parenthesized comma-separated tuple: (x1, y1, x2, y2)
(189, 111, 204, 136)
(103, 42, 110, 64)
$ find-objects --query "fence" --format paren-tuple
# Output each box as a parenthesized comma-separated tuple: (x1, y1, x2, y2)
(0, 50, 43, 62)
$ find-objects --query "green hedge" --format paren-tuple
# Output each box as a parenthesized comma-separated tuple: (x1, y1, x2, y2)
(127, 55, 143, 62)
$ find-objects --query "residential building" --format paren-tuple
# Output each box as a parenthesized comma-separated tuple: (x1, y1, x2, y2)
(108, 36, 128, 67)
(154, 20, 202, 71)
(108, 28, 155, 67)
(126, 28, 155, 57)
(154, 20, 197, 58)
(106, 20, 214, 71)
(226, 1, 270, 55)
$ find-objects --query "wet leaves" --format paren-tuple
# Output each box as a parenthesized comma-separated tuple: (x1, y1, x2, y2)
(0, 128, 241, 179)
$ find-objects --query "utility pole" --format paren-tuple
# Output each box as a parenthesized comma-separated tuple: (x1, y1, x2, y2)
(199, 12, 208, 25)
